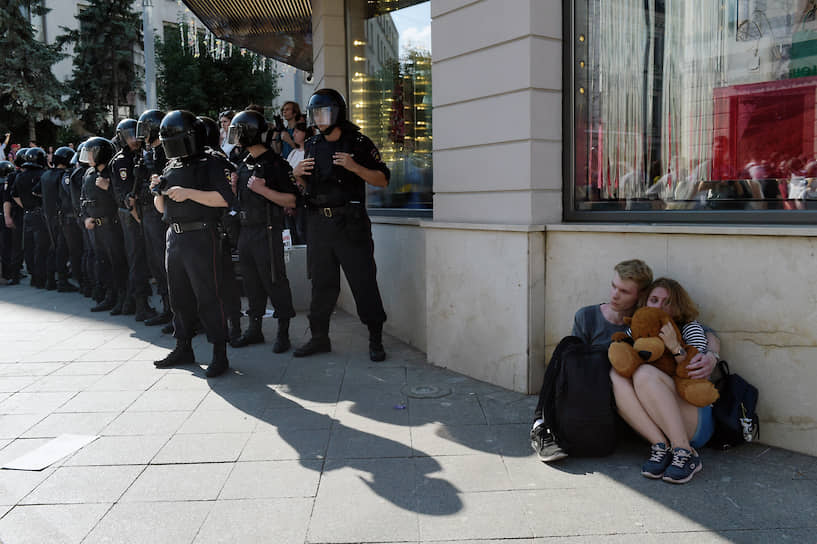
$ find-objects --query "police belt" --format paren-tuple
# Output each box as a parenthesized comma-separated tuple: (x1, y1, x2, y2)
(91, 216, 117, 226)
(24, 207, 42, 215)
(169, 221, 213, 234)
(308, 204, 350, 218)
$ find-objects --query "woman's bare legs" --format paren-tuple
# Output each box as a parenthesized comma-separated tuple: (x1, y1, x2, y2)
(610, 369, 665, 444)
(631, 365, 698, 449)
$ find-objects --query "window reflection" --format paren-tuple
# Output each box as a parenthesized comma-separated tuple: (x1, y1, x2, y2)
(348, 1, 432, 211)
(575, 0, 817, 213)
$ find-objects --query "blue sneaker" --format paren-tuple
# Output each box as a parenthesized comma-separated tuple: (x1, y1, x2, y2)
(641, 442, 672, 479)
(662, 447, 702, 484)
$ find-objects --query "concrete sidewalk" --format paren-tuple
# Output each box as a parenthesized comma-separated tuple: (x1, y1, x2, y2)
(0, 285, 815, 543)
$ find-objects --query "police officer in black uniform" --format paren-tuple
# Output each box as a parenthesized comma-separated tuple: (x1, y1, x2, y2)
(292, 89, 389, 361)
(1, 158, 23, 284)
(134, 109, 173, 327)
(11, 147, 50, 288)
(199, 115, 242, 343)
(110, 119, 157, 321)
(80, 137, 129, 313)
(227, 110, 297, 352)
(37, 146, 79, 292)
(60, 145, 90, 296)
(150, 110, 235, 378)
(68, 143, 106, 300)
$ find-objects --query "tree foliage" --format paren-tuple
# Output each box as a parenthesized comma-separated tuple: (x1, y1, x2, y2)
(57, 0, 143, 134)
(0, 0, 66, 140)
(156, 26, 280, 117)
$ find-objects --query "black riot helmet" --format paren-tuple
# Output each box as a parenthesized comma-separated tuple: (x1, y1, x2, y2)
(52, 146, 75, 168)
(13, 148, 29, 168)
(306, 88, 347, 133)
(22, 147, 47, 169)
(0, 160, 14, 179)
(160, 110, 206, 159)
(116, 118, 139, 149)
(136, 109, 164, 143)
(226, 110, 267, 147)
(71, 142, 87, 167)
(79, 137, 115, 168)
(197, 116, 220, 149)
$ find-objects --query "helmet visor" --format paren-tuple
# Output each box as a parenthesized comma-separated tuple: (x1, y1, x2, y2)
(226, 125, 243, 146)
(78, 146, 94, 166)
(136, 120, 153, 141)
(119, 127, 138, 147)
(161, 134, 192, 159)
(308, 106, 338, 129)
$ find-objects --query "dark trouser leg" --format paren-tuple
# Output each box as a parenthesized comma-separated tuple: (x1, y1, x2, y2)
(335, 232, 387, 328)
(238, 229, 267, 320)
(220, 234, 241, 323)
(9, 208, 24, 280)
(118, 209, 152, 298)
(306, 214, 340, 337)
(247, 227, 295, 320)
(95, 220, 128, 295)
(141, 205, 168, 297)
(62, 218, 84, 284)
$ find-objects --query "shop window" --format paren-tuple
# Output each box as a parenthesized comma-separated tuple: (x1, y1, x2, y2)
(569, 0, 817, 222)
(346, 0, 432, 213)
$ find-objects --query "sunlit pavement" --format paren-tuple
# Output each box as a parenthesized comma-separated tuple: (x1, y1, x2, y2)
(0, 284, 815, 543)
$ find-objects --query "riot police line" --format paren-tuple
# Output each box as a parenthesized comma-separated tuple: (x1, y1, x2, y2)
(0, 89, 390, 378)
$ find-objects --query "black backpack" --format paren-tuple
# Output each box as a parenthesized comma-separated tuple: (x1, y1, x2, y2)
(708, 360, 759, 449)
(541, 336, 618, 456)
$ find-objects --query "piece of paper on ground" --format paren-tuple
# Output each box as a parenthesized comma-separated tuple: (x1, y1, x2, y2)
(2, 434, 99, 471)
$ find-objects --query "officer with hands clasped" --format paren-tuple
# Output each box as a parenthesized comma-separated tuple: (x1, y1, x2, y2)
(150, 110, 235, 378)
(228, 110, 298, 353)
(292, 88, 389, 362)
(80, 137, 129, 314)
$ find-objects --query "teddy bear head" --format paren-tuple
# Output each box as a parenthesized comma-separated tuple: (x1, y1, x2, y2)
(624, 306, 674, 339)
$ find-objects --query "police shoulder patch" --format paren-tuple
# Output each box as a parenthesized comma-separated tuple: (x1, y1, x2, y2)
(224, 169, 231, 183)
(119, 168, 128, 180)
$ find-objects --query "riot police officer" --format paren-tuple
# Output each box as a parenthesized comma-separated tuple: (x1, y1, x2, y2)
(151, 110, 235, 378)
(292, 89, 389, 361)
(11, 147, 50, 288)
(227, 110, 297, 352)
(80, 137, 128, 313)
(110, 118, 156, 321)
(37, 146, 79, 292)
(0, 159, 20, 284)
(67, 143, 106, 300)
(134, 109, 173, 326)
(199, 115, 243, 343)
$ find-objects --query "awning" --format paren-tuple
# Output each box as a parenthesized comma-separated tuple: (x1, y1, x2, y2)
(179, 0, 314, 72)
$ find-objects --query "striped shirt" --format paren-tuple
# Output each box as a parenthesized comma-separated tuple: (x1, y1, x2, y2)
(624, 319, 708, 353)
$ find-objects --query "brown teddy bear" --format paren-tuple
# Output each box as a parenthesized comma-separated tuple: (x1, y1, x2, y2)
(608, 306, 719, 407)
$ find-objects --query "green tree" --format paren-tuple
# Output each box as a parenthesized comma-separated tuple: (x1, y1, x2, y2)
(156, 26, 280, 117)
(0, 0, 66, 142)
(57, 0, 143, 134)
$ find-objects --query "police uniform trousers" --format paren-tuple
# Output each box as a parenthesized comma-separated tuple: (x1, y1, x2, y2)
(44, 215, 67, 282)
(83, 221, 106, 291)
(219, 227, 242, 323)
(140, 203, 168, 297)
(118, 209, 152, 298)
(165, 225, 227, 344)
(238, 224, 295, 320)
(1, 208, 24, 280)
(60, 214, 84, 284)
(92, 217, 128, 294)
(23, 209, 50, 285)
(305, 208, 386, 335)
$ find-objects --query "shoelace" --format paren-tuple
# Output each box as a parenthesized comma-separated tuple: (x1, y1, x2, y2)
(670, 449, 692, 468)
(648, 447, 668, 463)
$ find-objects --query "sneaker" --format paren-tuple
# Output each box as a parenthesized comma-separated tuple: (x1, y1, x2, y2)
(529, 424, 568, 463)
(641, 442, 672, 479)
(662, 447, 702, 484)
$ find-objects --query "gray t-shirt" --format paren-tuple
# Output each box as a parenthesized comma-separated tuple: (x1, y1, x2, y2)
(571, 304, 627, 346)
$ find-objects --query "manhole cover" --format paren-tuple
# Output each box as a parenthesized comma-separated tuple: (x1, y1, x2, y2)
(402, 384, 452, 399)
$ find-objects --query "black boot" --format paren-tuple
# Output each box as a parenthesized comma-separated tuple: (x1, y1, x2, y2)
(110, 290, 127, 315)
(272, 318, 291, 353)
(161, 321, 175, 334)
(144, 296, 172, 326)
(45, 276, 57, 290)
(154, 338, 195, 368)
(91, 289, 116, 312)
(57, 279, 79, 292)
(206, 342, 229, 377)
(134, 296, 157, 322)
(228, 317, 242, 345)
(230, 317, 264, 348)
(121, 295, 136, 316)
(92, 284, 106, 303)
(368, 323, 386, 362)
(293, 335, 331, 357)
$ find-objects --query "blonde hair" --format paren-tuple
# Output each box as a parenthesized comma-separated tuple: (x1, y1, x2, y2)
(642, 277, 699, 325)
(614, 259, 653, 292)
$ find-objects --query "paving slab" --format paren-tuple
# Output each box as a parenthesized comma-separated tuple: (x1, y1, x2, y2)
(0, 503, 111, 544)
(192, 498, 312, 544)
(19, 465, 143, 504)
(83, 500, 211, 544)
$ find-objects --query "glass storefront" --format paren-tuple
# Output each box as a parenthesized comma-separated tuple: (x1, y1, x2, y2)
(346, 0, 432, 213)
(570, 0, 817, 222)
